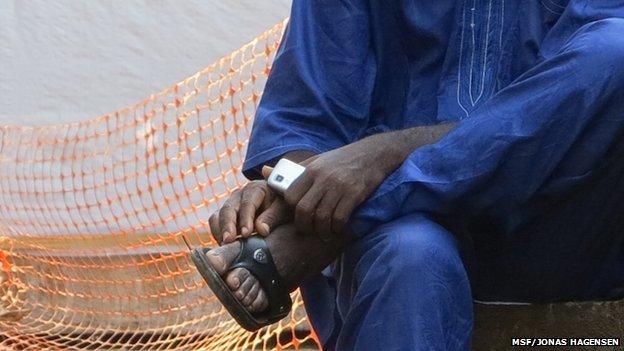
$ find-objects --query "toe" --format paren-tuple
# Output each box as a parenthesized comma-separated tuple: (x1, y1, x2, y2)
(227, 268, 251, 298)
(250, 288, 269, 312)
(203, 241, 241, 275)
(204, 249, 225, 274)
(242, 282, 260, 307)
(200, 240, 270, 313)
(235, 276, 254, 301)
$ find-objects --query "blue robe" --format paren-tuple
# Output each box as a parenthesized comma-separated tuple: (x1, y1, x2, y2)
(243, 1, 624, 349)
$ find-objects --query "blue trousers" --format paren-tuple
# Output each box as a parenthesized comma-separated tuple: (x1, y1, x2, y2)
(302, 203, 624, 350)
(302, 214, 473, 351)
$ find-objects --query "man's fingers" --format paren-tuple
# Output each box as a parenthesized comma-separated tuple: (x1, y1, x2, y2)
(294, 182, 325, 235)
(298, 155, 318, 166)
(208, 211, 222, 244)
(218, 192, 241, 243)
(261, 165, 273, 180)
(219, 204, 238, 243)
(238, 182, 267, 237)
(332, 195, 360, 235)
(255, 199, 291, 236)
(261, 185, 276, 209)
(314, 190, 341, 241)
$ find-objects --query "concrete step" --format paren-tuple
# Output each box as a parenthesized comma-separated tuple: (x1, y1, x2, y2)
(473, 300, 624, 350)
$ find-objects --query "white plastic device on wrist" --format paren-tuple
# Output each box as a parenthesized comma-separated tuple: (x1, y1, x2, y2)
(267, 158, 306, 195)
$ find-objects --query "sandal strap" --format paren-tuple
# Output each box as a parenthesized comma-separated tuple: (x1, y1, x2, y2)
(229, 236, 292, 320)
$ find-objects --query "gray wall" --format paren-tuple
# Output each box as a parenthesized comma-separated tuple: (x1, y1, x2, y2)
(0, 0, 290, 126)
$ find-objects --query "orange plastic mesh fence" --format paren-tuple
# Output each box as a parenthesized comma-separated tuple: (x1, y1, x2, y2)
(0, 19, 322, 351)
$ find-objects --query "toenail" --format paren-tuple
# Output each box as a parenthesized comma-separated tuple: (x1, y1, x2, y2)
(236, 291, 244, 299)
(231, 277, 240, 288)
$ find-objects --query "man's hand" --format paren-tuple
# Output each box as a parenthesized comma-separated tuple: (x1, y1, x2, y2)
(269, 138, 392, 241)
(208, 151, 316, 245)
(208, 179, 291, 244)
(272, 124, 457, 241)
(209, 124, 455, 244)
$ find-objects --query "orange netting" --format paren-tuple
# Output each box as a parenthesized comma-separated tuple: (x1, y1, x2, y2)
(0, 19, 322, 351)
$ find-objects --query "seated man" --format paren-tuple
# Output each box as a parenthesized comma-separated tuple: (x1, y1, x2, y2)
(200, 1, 624, 349)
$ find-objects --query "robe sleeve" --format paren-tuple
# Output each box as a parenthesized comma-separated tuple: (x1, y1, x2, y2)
(242, 0, 376, 179)
(350, 6, 624, 236)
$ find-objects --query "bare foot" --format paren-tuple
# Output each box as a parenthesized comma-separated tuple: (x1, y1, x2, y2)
(204, 223, 348, 313)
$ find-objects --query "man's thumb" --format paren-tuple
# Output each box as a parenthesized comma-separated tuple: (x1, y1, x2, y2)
(261, 165, 273, 179)
(255, 200, 290, 236)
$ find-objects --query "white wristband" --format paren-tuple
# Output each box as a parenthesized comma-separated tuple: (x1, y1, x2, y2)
(266, 158, 306, 195)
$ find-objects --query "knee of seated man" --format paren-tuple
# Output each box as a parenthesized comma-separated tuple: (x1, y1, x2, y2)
(569, 18, 624, 82)
(374, 215, 464, 279)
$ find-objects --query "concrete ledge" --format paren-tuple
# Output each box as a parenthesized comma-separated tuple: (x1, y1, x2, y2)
(473, 300, 624, 350)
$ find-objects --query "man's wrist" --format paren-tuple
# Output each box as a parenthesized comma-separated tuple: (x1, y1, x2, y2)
(361, 130, 415, 172)
(362, 122, 457, 173)
(282, 150, 317, 164)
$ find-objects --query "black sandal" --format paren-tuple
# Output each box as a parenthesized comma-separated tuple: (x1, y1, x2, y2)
(189, 236, 292, 331)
